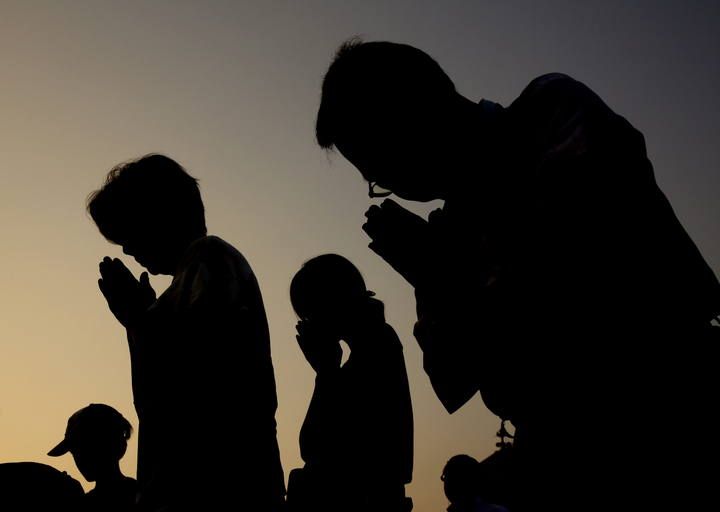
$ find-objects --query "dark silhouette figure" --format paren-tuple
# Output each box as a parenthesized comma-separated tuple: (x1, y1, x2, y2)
(47, 403, 138, 511)
(286, 254, 414, 512)
(0, 462, 84, 511)
(315, 40, 720, 510)
(441, 455, 509, 512)
(87, 154, 285, 511)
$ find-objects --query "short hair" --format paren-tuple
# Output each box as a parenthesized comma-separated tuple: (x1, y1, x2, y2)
(87, 154, 206, 244)
(316, 39, 456, 149)
(442, 454, 481, 491)
(290, 254, 373, 319)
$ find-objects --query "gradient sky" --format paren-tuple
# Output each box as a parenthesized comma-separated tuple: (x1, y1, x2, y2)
(1, 1, 718, 510)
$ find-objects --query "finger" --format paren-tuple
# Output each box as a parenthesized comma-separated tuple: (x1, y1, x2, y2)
(362, 217, 383, 238)
(364, 204, 382, 219)
(112, 258, 138, 283)
(98, 278, 113, 301)
(362, 221, 372, 236)
(99, 257, 112, 276)
(99, 261, 115, 286)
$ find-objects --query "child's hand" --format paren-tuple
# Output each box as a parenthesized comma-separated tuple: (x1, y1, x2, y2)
(296, 320, 341, 374)
(98, 257, 156, 328)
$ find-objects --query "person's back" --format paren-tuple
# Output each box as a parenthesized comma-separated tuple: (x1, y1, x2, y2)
(288, 254, 413, 512)
(86, 154, 285, 510)
(141, 235, 285, 509)
(0, 462, 84, 511)
(420, 72, 720, 509)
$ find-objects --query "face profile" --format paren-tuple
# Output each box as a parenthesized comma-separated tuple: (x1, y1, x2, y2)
(87, 154, 208, 276)
(48, 403, 133, 483)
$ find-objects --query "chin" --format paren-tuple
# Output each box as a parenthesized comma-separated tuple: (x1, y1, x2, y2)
(137, 259, 159, 275)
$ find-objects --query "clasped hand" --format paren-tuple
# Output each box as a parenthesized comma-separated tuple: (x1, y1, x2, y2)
(363, 198, 443, 287)
(98, 257, 156, 328)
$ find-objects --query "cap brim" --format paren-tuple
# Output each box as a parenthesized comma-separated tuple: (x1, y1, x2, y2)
(47, 439, 70, 457)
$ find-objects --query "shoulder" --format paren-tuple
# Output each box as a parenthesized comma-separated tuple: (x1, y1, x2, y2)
(519, 73, 588, 99)
(511, 72, 607, 115)
(183, 236, 254, 276)
(188, 235, 247, 262)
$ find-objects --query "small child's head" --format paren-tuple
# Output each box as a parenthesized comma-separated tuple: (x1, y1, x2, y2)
(87, 154, 206, 275)
(290, 254, 374, 330)
(441, 454, 481, 505)
(48, 404, 133, 482)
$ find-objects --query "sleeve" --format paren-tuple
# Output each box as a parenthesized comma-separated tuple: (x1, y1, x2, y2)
(299, 369, 343, 465)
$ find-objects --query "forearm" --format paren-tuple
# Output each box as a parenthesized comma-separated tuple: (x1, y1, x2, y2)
(299, 368, 342, 460)
(414, 276, 517, 412)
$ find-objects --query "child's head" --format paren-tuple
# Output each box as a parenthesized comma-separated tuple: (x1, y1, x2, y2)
(290, 254, 373, 329)
(87, 154, 206, 274)
(48, 404, 133, 482)
(441, 454, 481, 504)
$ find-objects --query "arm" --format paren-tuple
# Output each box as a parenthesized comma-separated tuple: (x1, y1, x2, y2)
(295, 320, 343, 464)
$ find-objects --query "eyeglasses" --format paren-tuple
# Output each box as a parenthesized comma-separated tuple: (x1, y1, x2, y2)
(368, 181, 392, 198)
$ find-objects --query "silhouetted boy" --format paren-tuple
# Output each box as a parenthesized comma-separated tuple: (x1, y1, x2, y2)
(87, 154, 285, 511)
(48, 403, 137, 511)
(286, 254, 413, 512)
(441, 455, 508, 512)
(315, 40, 720, 510)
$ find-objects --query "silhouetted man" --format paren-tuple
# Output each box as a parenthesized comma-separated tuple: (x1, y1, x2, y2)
(315, 40, 720, 510)
(48, 403, 138, 511)
(87, 154, 285, 511)
(287, 254, 413, 512)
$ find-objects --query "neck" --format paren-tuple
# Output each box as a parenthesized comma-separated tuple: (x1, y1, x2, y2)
(444, 96, 504, 203)
(93, 463, 125, 489)
(440, 95, 498, 200)
(169, 232, 207, 276)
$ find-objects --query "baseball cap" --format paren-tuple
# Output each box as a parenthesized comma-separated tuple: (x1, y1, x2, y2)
(47, 403, 132, 457)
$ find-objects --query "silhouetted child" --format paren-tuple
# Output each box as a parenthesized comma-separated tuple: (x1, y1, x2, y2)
(441, 455, 509, 512)
(87, 154, 285, 511)
(47, 403, 137, 511)
(286, 254, 413, 512)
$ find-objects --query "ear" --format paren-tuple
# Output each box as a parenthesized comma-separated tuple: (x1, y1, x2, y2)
(115, 439, 128, 460)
